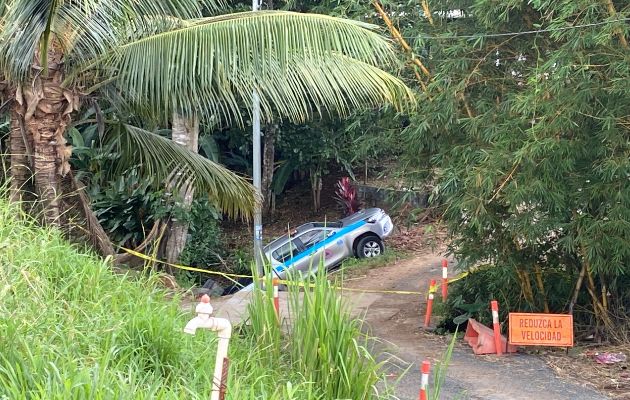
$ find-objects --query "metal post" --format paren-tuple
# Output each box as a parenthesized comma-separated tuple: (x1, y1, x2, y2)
(252, 0, 264, 281)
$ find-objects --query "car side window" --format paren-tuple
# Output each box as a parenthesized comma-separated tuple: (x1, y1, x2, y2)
(272, 239, 300, 262)
(299, 229, 330, 250)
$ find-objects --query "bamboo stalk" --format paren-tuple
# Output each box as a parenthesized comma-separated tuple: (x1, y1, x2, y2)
(372, 1, 431, 78)
(523, 270, 535, 306)
(413, 68, 429, 93)
(421, 0, 435, 26)
(459, 93, 476, 119)
(603, 0, 629, 49)
(601, 276, 608, 312)
(516, 268, 535, 305)
(534, 264, 550, 313)
(586, 267, 612, 328)
(569, 263, 587, 315)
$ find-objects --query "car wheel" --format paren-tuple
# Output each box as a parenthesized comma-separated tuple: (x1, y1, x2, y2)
(357, 236, 384, 258)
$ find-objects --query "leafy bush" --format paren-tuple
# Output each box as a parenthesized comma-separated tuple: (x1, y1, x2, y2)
(177, 199, 252, 286)
(398, 0, 630, 333)
(179, 199, 224, 269)
(90, 168, 170, 247)
(441, 265, 630, 338)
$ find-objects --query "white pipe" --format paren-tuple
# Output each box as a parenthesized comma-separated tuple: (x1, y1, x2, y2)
(184, 296, 232, 400)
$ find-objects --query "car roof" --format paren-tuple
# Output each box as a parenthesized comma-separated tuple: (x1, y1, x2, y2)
(339, 208, 383, 225)
(264, 208, 384, 250)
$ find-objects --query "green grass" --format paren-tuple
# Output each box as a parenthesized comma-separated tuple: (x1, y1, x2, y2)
(0, 196, 390, 399)
(336, 250, 409, 278)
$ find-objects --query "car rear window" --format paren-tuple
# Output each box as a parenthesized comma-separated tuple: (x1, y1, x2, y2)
(299, 230, 328, 249)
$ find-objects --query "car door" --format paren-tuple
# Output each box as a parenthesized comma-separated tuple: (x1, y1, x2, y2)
(319, 228, 352, 268)
(290, 228, 332, 276)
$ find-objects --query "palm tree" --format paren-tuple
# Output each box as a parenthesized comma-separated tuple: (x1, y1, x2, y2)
(0, 0, 412, 255)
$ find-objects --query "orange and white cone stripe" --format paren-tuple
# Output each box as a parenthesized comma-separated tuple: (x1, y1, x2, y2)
(491, 300, 503, 355)
(424, 279, 436, 328)
(272, 278, 280, 320)
(441, 259, 448, 300)
(419, 360, 430, 400)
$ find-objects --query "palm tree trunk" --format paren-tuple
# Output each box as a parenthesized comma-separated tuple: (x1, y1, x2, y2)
(13, 56, 77, 225)
(8, 109, 33, 202)
(261, 124, 276, 216)
(164, 113, 199, 265)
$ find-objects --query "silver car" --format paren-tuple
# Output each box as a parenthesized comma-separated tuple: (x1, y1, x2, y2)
(264, 208, 393, 279)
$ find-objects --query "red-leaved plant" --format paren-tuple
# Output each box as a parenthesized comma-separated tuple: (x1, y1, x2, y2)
(334, 177, 362, 216)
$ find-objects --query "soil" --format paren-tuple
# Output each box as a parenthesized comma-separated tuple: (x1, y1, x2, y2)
(342, 249, 620, 399)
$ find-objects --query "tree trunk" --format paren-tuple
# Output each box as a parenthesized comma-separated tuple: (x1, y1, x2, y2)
(12, 50, 78, 225)
(311, 168, 322, 212)
(8, 109, 33, 202)
(164, 113, 199, 265)
(261, 124, 276, 217)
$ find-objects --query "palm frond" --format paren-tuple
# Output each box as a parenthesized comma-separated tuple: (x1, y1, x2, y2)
(251, 54, 415, 122)
(0, 0, 219, 80)
(0, 0, 8, 26)
(110, 123, 256, 219)
(0, 0, 54, 79)
(106, 11, 412, 124)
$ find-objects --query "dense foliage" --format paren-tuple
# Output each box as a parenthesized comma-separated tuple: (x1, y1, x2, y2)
(398, 0, 629, 332)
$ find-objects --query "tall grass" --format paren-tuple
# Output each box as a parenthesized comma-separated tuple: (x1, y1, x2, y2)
(429, 329, 458, 400)
(288, 269, 384, 400)
(245, 268, 387, 400)
(0, 195, 389, 399)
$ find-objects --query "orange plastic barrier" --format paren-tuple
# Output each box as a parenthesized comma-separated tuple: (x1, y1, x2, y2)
(464, 318, 517, 355)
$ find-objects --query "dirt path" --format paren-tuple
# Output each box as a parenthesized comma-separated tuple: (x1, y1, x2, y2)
(342, 252, 610, 400)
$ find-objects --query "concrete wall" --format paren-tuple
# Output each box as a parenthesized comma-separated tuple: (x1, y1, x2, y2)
(356, 184, 429, 209)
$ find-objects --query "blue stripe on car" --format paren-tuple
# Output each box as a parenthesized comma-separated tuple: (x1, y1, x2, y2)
(274, 220, 367, 273)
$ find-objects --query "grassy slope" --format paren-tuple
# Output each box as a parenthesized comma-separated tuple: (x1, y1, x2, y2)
(0, 198, 386, 399)
(0, 200, 223, 399)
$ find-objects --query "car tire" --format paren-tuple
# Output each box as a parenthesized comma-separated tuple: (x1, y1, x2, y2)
(356, 236, 384, 258)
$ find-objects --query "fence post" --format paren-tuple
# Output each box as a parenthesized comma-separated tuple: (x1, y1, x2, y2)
(272, 278, 280, 320)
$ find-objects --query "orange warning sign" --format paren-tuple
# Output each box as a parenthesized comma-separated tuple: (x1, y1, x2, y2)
(509, 313, 573, 347)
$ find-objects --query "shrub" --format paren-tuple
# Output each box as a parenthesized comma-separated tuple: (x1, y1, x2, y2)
(334, 176, 362, 216)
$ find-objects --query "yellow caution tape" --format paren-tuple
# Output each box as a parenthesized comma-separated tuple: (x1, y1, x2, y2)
(119, 247, 252, 286)
(450, 271, 470, 283)
(274, 279, 425, 295)
(118, 247, 473, 297)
